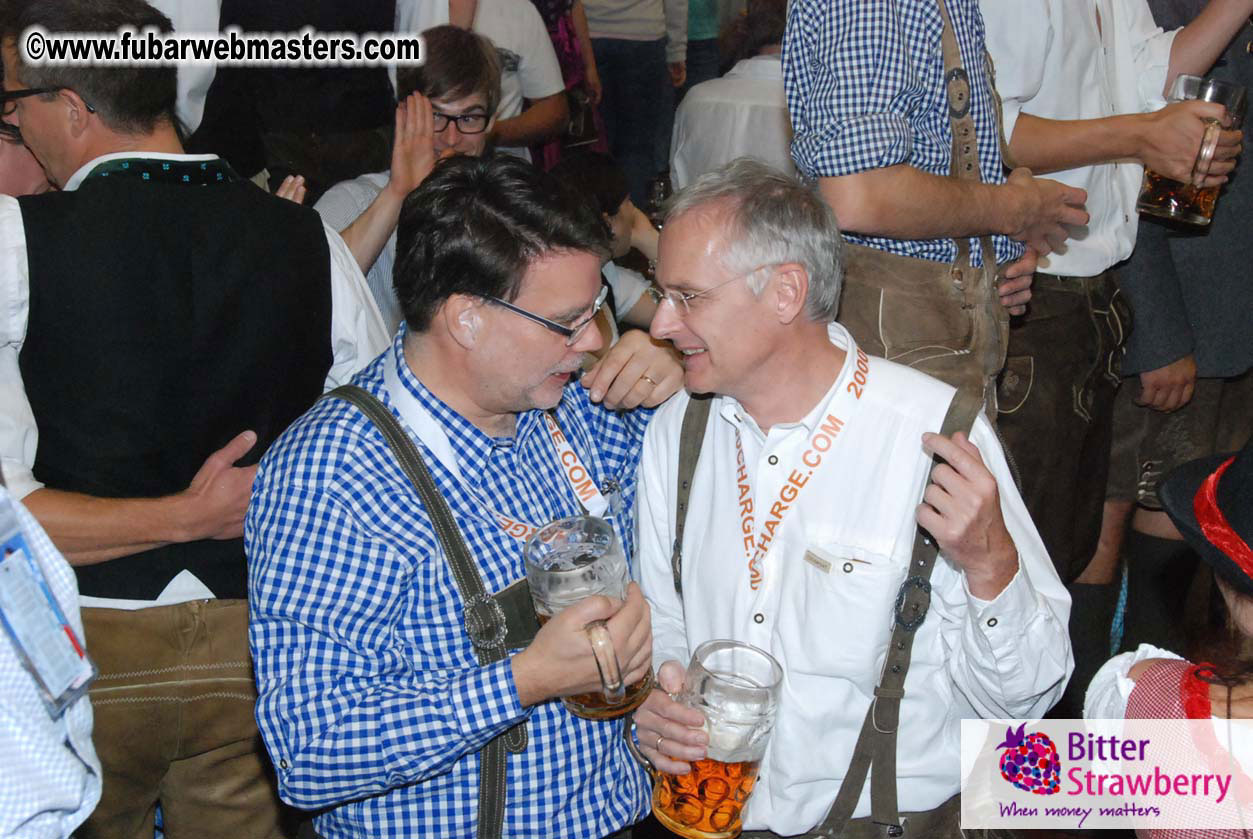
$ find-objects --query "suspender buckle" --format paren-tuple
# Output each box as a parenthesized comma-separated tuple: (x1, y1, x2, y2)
(944, 67, 970, 119)
(464, 592, 509, 651)
(893, 576, 932, 632)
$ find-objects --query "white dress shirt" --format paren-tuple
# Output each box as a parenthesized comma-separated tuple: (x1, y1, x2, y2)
(636, 323, 1072, 834)
(671, 55, 795, 189)
(0, 153, 390, 605)
(980, 0, 1176, 277)
(0, 486, 100, 838)
(394, 0, 565, 161)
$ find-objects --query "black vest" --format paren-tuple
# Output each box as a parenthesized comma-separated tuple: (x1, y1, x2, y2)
(17, 161, 333, 599)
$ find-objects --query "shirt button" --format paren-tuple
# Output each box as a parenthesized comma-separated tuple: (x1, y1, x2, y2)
(767, 455, 779, 465)
(842, 562, 854, 573)
(987, 617, 998, 628)
(279, 759, 288, 770)
(754, 613, 765, 624)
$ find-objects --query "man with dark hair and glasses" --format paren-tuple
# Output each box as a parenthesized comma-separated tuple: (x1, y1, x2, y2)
(247, 154, 676, 839)
(0, 0, 389, 836)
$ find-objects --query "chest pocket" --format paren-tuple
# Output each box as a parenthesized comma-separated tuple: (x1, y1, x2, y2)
(776, 542, 905, 683)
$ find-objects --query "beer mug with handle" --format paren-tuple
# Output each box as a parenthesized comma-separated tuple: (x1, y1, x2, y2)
(1137, 73, 1247, 226)
(648, 640, 783, 839)
(524, 515, 654, 719)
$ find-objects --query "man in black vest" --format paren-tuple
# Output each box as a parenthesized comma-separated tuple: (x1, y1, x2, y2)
(0, 1, 389, 836)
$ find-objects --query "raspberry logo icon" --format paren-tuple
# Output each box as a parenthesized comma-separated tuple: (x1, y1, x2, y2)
(996, 723, 1061, 795)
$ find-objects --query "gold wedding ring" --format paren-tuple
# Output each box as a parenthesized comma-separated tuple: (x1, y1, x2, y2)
(641, 374, 658, 386)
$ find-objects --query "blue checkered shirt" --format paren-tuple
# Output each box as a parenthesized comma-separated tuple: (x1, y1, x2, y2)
(246, 333, 652, 838)
(783, 0, 1024, 266)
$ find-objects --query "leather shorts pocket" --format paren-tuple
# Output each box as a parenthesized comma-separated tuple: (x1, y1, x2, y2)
(996, 355, 1034, 415)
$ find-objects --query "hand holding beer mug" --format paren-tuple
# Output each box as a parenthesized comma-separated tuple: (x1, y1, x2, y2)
(632, 640, 783, 839)
(523, 515, 654, 719)
(1137, 74, 1247, 226)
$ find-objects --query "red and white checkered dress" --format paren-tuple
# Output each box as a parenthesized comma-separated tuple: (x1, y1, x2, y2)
(1126, 659, 1253, 839)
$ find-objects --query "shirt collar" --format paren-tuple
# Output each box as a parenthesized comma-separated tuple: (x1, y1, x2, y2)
(390, 328, 547, 485)
(726, 55, 783, 81)
(717, 321, 859, 438)
(63, 152, 220, 192)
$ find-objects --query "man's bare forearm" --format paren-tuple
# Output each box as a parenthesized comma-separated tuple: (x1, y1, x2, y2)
(493, 94, 569, 147)
(21, 487, 184, 566)
(338, 187, 405, 276)
(1168, 0, 1253, 86)
(1007, 113, 1144, 175)
(818, 166, 1013, 240)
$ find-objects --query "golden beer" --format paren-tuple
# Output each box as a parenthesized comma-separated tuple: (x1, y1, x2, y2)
(1136, 168, 1219, 226)
(652, 758, 761, 839)
(535, 611, 653, 718)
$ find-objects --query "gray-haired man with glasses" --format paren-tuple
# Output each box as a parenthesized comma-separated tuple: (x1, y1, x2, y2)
(633, 159, 1070, 838)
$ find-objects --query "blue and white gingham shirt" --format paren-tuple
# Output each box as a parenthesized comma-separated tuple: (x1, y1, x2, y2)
(246, 333, 652, 838)
(783, 0, 1025, 266)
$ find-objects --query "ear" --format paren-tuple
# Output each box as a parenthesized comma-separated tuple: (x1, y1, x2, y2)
(442, 293, 484, 349)
(60, 89, 93, 139)
(771, 263, 809, 325)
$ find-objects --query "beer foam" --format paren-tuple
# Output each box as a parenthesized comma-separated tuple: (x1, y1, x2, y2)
(704, 707, 770, 763)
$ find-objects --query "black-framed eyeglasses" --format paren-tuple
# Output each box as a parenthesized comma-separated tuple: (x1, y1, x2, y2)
(0, 86, 96, 116)
(432, 109, 489, 134)
(486, 284, 609, 346)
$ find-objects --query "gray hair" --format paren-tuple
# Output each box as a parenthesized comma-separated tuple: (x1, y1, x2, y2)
(664, 158, 844, 321)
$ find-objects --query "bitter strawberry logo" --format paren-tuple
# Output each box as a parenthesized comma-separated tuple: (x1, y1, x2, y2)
(997, 723, 1061, 795)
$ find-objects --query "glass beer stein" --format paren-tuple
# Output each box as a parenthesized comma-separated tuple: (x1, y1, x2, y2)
(1137, 74, 1247, 226)
(523, 515, 653, 719)
(650, 640, 783, 839)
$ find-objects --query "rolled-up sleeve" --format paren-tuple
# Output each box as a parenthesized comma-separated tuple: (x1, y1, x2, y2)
(979, 0, 1054, 143)
(783, 0, 917, 178)
(1123, 0, 1175, 111)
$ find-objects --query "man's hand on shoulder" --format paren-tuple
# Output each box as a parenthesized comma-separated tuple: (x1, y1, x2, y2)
(512, 582, 653, 707)
(173, 429, 259, 542)
(916, 431, 1018, 600)
(1001, 168, 1088, 257)
(581, 328, 683, 410)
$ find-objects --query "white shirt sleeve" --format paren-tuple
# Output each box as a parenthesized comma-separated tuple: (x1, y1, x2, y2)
(323, 224, 392, 389)
(515, 1, 566, 100)
(941, 412, 1074, 719)
(1084, 643, 1182, 718)
(1120, 0, 1176, 111)
(978, 0, 1055, 144)
(0, 197, 40, 499)
(314, 175, 383, 235)
(602, 262, 649, 320)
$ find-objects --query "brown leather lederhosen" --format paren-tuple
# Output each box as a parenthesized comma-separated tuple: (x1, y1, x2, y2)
(835, 0, 1011, 421)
